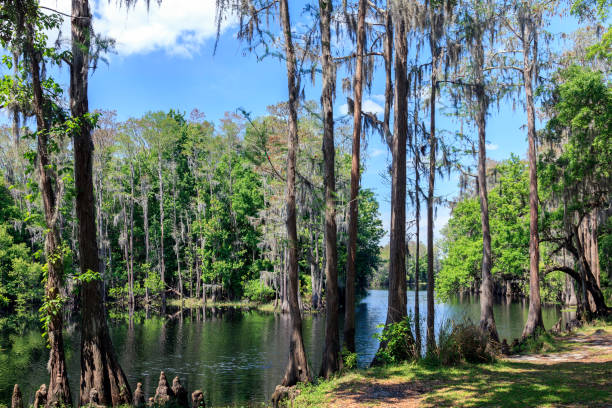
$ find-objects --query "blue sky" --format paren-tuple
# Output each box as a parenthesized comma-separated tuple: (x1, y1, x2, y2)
(15, 0, 582, 244)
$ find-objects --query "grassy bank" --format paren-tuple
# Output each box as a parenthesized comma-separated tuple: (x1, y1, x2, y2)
(167, 297, 277, 312)
(293, 321, 612, 407)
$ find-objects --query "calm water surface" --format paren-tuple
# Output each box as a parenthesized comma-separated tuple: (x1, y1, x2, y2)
(0, 290, 574, 407)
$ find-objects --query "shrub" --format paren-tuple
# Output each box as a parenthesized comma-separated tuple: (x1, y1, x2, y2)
(342, 347, 358, 370)
(373, 315, 417, 365)
(243, 279, 275, 303)
(434, 319, 493, 365)
(143, 264, 164, 296)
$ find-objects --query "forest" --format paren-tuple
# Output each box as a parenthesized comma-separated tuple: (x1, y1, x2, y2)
(0, 0, 610, 406)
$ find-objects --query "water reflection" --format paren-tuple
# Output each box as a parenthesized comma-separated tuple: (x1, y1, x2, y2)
(0, 290, 571, 407)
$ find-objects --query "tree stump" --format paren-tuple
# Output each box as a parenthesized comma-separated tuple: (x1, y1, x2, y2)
(11, 385, 23, 408)
(191, 390, 205, 408)
(271, 385, 299, 408)
(133, 382, 146, 407)
(33, 384, 47, 408)
(154, 371, 175, 405)
(172, 377, 189, 408)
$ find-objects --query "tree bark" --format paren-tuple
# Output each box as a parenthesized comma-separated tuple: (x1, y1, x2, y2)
(142, 174, 150, 304)
(11, 42, 21, 147)
(414, 129, 422, 354)
(319, 0, 341, 378)
(71, 1, 132, 405)
(520, 15, 544, 338)
(544, 264, 608, 315)
(582, 211, 601, 312)
(24, 20, 72, 407)
(426, 33, 437, 354)
(382, 10, 393, 148)
(474, 34, 498, 342)
(158, 151, 166, 313)
(279, 0, 311, 386)
(345, 0, 367, 354)
(129, 163, 135, 310)
(386, 12, 408, 327)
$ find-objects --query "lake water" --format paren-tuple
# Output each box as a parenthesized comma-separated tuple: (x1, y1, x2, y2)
(0, 290, 574, 407)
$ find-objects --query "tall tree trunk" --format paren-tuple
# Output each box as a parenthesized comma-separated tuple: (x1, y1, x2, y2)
(25, 21, 72, 407)
(172, 173, 182, 301)
(426, 36, 437, 354)
(414, 129, 422, 354)
(278, 0, 311, 386)
(11, 45, 21, 147)
(319, 0, 341, 378)
(71, 1, 132, 405)
(520, 15, 544, 338)
(382, 10, 393, 148)
(142, 175, 150, 304)
(11, 39, 21, 148)
(345, 0, 366, 354)
(385, 12, 408, 328)
(95, 168, 106, 295)
(309, 214, 321, 310)
(129, 163, 135, 310)
(122, 198, 130, 305)
(474, 36, 498, 342)
(583, 211, 600, 312)
(572, 226, 608, 316)
(158, 152, 166, 313)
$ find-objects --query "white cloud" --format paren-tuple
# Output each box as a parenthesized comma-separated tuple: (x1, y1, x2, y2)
(370, 148, 385, 157)
(339, 98, 384, 116)
(371, 94, 385, 103)
(41, 0, 233, 57)
(485, 143, 499, 151)
(362, 99, 384, 115)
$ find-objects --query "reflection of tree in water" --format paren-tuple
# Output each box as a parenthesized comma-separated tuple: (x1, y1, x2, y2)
(0, 292, 571, 406)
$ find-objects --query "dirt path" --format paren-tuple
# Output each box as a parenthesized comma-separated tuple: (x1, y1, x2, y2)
(327, 379, 433, 408)
(506, 328, 612, 364)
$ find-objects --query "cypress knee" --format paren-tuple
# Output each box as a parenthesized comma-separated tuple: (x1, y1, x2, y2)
(191, 390, 205, 408)
(154, 371, 174, 405)
(11, 385, 23, 408)
(133, 383, 145, 408)
(33, 385, 47, 408)
(172, 377, 188, 408)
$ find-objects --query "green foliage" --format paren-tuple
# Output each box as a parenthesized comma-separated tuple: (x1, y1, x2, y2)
(243, 279, 275, 303)
(438, 156, 530, 300)
(143, 265, 165, 296)
(0, 179, 44, 314)
(0, 224, 44, 313)
(373, 315, 417, 365)
(337, 188, 386, 297)
(341, 347, 358, 370)
(73, 269, 101, 284)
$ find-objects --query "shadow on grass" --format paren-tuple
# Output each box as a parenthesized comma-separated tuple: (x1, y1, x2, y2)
(332, 379, 433, 405)
(421, 360, 612, 407)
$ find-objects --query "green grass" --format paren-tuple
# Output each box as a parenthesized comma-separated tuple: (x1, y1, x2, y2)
(293, 319, 612, 408)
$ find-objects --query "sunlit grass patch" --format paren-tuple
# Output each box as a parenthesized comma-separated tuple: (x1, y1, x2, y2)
(295, 320, 612, 408)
